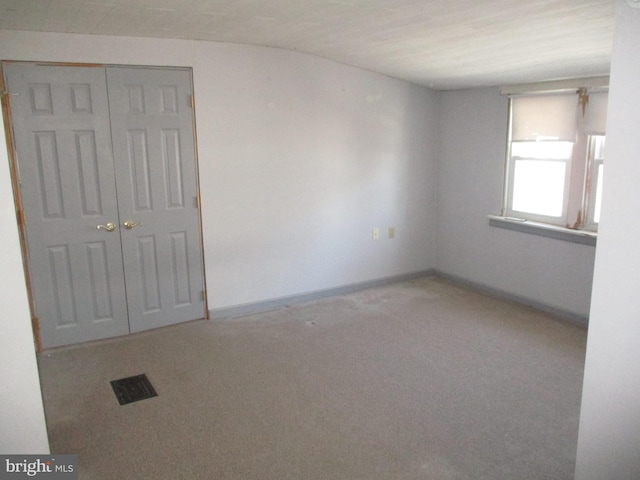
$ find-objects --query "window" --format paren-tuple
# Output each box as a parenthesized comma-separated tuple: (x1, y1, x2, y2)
(503, 88, 608, 232)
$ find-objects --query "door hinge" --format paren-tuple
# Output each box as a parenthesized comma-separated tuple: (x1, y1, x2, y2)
(17, 208, 25, 225)
(190, 94, 194, 109)
(202, 290, 206, 301)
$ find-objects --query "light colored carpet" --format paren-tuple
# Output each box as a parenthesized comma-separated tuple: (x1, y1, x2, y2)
(37, 276, 587, 479)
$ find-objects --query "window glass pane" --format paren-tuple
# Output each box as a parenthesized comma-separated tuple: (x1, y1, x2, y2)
(512, 160, 566, 217)
(593, 135, 605, 160)
(511, 141, 573, 160)
(594, 164, 604, 223)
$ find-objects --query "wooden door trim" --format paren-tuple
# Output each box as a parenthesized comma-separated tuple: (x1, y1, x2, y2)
(188, 89, 209, 320)
(1, 61, 42, 352)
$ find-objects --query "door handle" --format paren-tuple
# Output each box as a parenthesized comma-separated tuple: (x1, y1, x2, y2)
(97, 222, 116, 232)
(123, 220, 143, 230)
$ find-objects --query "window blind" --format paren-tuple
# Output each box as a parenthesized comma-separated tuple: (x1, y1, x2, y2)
(511, 94, 579, 142)
(584, 91, 608, 135)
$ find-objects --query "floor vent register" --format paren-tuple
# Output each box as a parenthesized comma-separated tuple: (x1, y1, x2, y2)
(110, 374, 158, 405)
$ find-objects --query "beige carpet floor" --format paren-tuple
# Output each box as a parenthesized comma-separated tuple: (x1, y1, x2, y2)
(37, 276, 587, 479)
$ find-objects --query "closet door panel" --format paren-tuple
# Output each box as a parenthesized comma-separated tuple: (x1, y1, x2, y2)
(106, 67, 206, 333)
(4, 63, 129, 348)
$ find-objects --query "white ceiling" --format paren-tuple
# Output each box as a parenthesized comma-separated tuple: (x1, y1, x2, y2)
(0, 0, 615, 90)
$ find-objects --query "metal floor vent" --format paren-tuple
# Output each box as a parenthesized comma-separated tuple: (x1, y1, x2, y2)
(110, 374, 157, 405)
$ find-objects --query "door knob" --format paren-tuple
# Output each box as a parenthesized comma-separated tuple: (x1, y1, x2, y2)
(97, 223, 116, 232)
(123, 220, 143, 230)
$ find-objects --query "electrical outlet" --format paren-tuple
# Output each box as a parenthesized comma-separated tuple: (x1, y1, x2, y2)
(388, 227, 395, 239)
(373, 227, 380, 240)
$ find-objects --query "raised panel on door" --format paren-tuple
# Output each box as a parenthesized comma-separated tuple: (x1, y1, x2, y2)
(4, 63, 129, 348)
(106, 67, 206, 333)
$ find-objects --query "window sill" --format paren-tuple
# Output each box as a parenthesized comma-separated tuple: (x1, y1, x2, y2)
(488, 215, 597, 246)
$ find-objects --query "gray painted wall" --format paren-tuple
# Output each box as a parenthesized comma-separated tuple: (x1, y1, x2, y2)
(200, 45, 439, 307)
(575, 1, 640, 477)
(436, 87, 596, 318)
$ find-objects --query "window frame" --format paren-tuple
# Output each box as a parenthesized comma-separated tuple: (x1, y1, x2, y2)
(501, 87, 607, 233)
(583, 135, 605, 231)
(505, 139, 574, 226)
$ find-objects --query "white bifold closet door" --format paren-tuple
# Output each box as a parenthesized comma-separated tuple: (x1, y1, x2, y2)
(4, 63, 206, 349)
